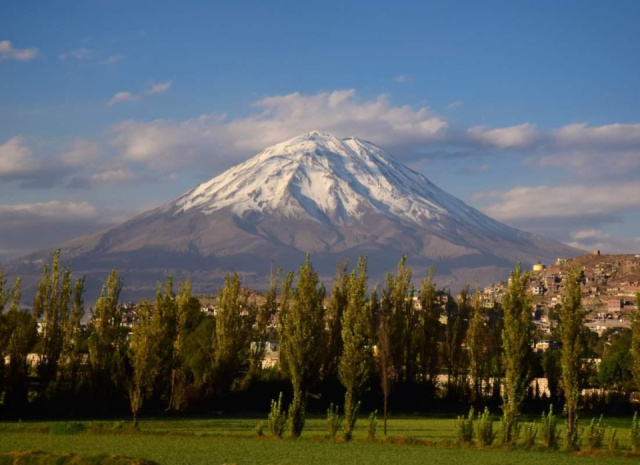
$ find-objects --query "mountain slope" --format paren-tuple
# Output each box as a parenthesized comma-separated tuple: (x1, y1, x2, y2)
(7, 131, 580, 300)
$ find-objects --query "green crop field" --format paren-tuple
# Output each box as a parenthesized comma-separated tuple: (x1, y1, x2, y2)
(0, 416, 637, 465)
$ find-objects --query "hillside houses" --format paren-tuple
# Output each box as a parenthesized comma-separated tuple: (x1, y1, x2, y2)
(524, 253, 640, 336)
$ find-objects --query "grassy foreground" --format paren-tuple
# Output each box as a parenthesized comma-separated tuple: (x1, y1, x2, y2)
(0, 451, 157, 465)
(0, 417, 637, 465)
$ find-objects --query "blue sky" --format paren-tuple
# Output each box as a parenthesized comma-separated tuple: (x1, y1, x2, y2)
(1, 0, 640, 260)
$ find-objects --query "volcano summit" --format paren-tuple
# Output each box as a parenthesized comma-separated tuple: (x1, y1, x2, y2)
(8, 131, 579, 298)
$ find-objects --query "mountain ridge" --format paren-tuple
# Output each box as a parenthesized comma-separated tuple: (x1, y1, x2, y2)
(6, 131, 581, 301)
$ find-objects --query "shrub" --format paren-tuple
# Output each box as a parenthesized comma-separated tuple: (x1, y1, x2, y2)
(474, 408, 495, 447)
(86, 421, 135, 435)
(254, 420, 265, 437)
(631, 412, 640, 453)
(267, 392, 287, 438)
(585, 416, 605, 451)
(454, 407, 474, 445)
(112, 421, 124, 431)
(366, 410, 378, 441)
(288, 395, 305, 438)
(540, 405, 559, 449)
(326, 403, 342, 439)
(520, 422, 538, 448)
(496, 415, 519, 447)
(49, 422, 86, 435)
(607, 427, 618, 452)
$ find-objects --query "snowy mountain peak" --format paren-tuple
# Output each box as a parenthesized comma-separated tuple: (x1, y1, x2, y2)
(9, 133, 580, 301)
(171, 132, 513, 235)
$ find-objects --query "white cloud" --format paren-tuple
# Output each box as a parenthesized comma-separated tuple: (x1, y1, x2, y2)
(61, 139, 101, 166)
(461, 163, 489, 174)
(0, 136, 38, 176)
(0, 136, 75, 187)
(109, 89, 448, 170)
(0, 40, 39, 61)
(467, 123, 540, 149)
(564, 235, 640, 255)
(464, 121, 640, 154)
(554, 123, 640, 150)
(570, 229, 611, 240)
(532, 150, 640, 184)
(107, 91, 140, 106)
(59, 48, 94, 60)
(99, 91, 640, 183)
(101, 54, 122, 65)
(107, 81, 172, 106)
(394, 75, 409, 83)
(564, 229, 640, 254)
(0, 201, 125, 261)
(478, 183, 640, 221)
(85, 168, 139, 187)
(146, 81, 172, 94)
(0, 201, 96, 218)
(447, 101, 463, 110)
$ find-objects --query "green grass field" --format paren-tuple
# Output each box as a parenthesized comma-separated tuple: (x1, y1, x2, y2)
(0, 416, 637, 465)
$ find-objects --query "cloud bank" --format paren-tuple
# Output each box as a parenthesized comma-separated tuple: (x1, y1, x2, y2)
(3, 88, 640, 257)
(0, 40, 39, 61)
(107, 81, 172, 106)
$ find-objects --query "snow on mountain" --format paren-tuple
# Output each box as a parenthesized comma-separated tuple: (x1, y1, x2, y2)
(174, 131, 490, 230)
(7, 131, 581, 300)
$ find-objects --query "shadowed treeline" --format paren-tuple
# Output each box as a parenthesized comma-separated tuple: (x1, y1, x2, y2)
(1, 251, 640, 447)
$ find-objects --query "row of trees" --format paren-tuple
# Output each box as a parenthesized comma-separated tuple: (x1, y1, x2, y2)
(1, 252, 640, 447)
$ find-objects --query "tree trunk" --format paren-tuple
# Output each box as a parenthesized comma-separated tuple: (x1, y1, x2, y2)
(289, 385, 305, 438)
(343, 390, 359, 441)
(383, 394, 388, 436)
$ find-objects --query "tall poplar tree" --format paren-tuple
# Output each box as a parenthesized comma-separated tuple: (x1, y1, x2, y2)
(381, 256, 414, 383)
(34, 250, 73, 393)
(632, 292, 640, 391)
(559, 267, 586, 450)
(279, 255, 325, 437)
(467, 290, 490, 401)
(443, 287, 470, 396)
(324, 261, 349, 381)
(2, 278, 37, 412)
(169, 279, 201, 410)
(0, 270, 6, 398)
(500, 263, 532, 445)
(58, 277, 86, 390)
(417, 267, 440, 389)
(339, 257, 372, 441)
(153, 277, 178, 403)
(88, 270, 127, 396)
(129, 299, 160, 427)
(248, 269, 279, 378)
(212, 272, 252, 393)
(377, 291, 392, 436)
(0, 266, 7, 311)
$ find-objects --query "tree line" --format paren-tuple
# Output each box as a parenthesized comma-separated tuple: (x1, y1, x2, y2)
(1, 251, 640, 447)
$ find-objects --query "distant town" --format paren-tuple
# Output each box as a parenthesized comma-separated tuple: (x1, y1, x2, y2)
(480, 252, 640, 339)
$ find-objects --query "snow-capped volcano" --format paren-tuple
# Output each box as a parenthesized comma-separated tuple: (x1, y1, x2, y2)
(8, 131, 579, 299)
(173, 131, 490, 230)
(175, 131, 453, 226)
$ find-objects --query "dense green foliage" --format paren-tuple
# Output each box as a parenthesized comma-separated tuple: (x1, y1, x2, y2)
(278, 256, 326, 437)
(338, 257, 372, 440)
(500, 263, 532, 445)
(0, 251, 638, 441)
(559, 267, 586, 450)
(540, 405, 559, 449)
(632, 292, 640, 390)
